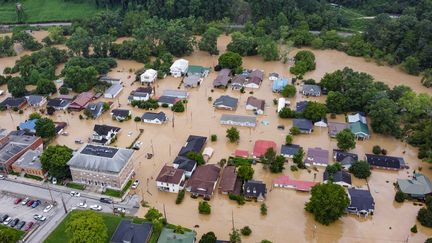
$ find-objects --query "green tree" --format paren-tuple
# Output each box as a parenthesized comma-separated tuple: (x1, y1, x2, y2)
(47, 26, 66, 44)
(229, 228, 241, 243)
(269, 155, 285, 173)
(302, 102, 327, 122)
(186, 151, 205, 165)
(35, 118, 56, 139)
(7, 77, 27, 97)
(260, 240, 272, 243)
(29, 112, 42, 120)
(65, 210, 108, 243)
(226, 127, 240, 143)
(199, 231, 217, 243)
(372, 145, 381, 155)
(240, 226, 252, 236)
(367, 97, 400, 136)
(417, 207, 432, 227)
(290, 127, 301, 135)
(336, 129, 356, 151)
(36, 79, 56, 95)
(290, 50, 316, 78)
(281, 85, 296, 97)
(305, 183, 349, 225)
(63, 66, 98, 92)
(40, 145, 73, 180)
(402, 56, 421, 75)
(0, 226, 22, 242)
(66, 27, 91, 57)
(293, 148, 306, 169)
(199, 27, 221, 55)
(326, 91, 349, 114)
(260, 203, 267, 215)
(395, 191, 407, 203)
(421, 69, 432, 88)
(349, 161, 371, 179)
(218, 51, 242, 69)
(285, 135, 293, 145)
(171, 101, 185, 112)
(227, 31, 257, 56)
(0, 36, 16, 57)
(145, 207, 163, 221)
(257, 37, 279, 61)
(198, 201, 211, 214)
(237, 165, 254, 181)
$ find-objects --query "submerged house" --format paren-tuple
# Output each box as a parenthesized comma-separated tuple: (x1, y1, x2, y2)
(349, 121, 370, 140)
(91, 124, 120, 145)
(273, 175, 318, 192)
(104, 84, 123, 99)
(186, 164, 221, 199)
(68, 91, 94, 110)
(296, 101, 309, 113)
(323, 170, 352, 188)
(156, 165, 186, 193)
(333, 150, 358, 170)
(26, 95, 46, 107)
(86, 102, 107, 119)
(243, 180, 267, 201)
(173, 156, 197, 178)
(0, 97, 27, 110)
(141, 112, 168, 124)
(170, 59, 189, 77)
(253, 140, 277, 158)
(397, 173, 432, 200)
(47, 98, 71, 110)
(305, 147, 329, 167)
(328, 122, 349, 138)
(281, 144, 301, 158)
(111, 220, 153, 243)
(213, 95, 238, 110)
(220, 114, 257, 127)
(218, 166, 241, 195)
(187, 65, 209, 77)
(245, 96, 265, 115)
(347, 188, 375, 217)
(183, 75, 202, 88)
(272, 78, 289, 92)
(293, 119, 313, 134)
(178, 135, 207, 157)
(365, 154, 405, 170)
(111, 109, 131, 121)
(213, 69, 232, 88)
(302, 84, 321, 96)
(140, 69, 158, 84)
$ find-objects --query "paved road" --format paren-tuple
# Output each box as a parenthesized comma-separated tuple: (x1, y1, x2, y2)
(0, 22, 72, 29)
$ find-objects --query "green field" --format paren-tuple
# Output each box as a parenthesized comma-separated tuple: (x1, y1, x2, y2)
(0, 224, 25, 242)
(0, 0, 103, 24)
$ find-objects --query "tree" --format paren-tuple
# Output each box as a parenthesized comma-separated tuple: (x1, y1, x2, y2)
(199, 27, 221, 55)
(0, 226, 21, 243)
(293, 148, 306, 169)
(372, 145, 381, 155)
(36, 79, 56, 95)
(285, 135, 293, 145)
(290, 50, 316, 78)
(229, 228, 241, 243)
(65, 210, 108, 243)
(395, 191, 407, 203)
(35, 118, 56, 139)
(260, 240, 272, 243)
(326, 91, 349, 114)
(29, 112, 42, 120)
(63, 66, 98, 92)
(240, 226, 252, 236)
(7, 77, 27, 97)
(199, 232, 217, 243)
(290, 127, 301, 135)
(237, 165, 254, 181)
(171, 101, 185, 112)
(302, 102, 327, 122)
(305, 183, 349, 225)
(402, 56, 421, 75)
(47, 26, 66, 44)
(336, 129, 356, 151)
(40, 145, 73, 180)
(198, 201, 211, 214)
(226, 127, 240, 143)
(187, 151, 205, 165)
(145, 207, 163, 221)
(281, 85, 296, 97)
(348, 161, 371, 179)
(218, 52, 242, 70)
(227, 32, 257, 56)
(269, 155, 285, 173)
(421, 69, 432, 88)
(260, 203, 267, 215)
(417, 207, 432, 227)
(0, 36, 16, 57)
(257, 37, 279, 61)
(66, 27, 91, 57)
(367, 97, 401, 136)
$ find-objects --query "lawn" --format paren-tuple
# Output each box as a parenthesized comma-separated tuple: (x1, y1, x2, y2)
(0, 225, 25, 242)
(102, 179, 132, 198)
(0, 0, 104, 24)
(65, 182, 86, 190)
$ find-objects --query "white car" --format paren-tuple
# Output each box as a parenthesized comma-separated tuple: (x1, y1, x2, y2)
(90, 205, 102, 211)
(77, 202, 87, 208)
(21, 198, 29, 205)
(0, 174, 5, 180)
(33, 214, 46, 221)
(52, 177, 57, 184)
(70, 191, 80, 197)
(3, 217, 12, 225)
(43, 205, 53, 213)
(131, 180, 140, 189)
(114, 207, 126, 214)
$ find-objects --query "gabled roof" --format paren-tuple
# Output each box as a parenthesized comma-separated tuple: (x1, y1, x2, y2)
(305, 147, 329, 165)
(333, 150, 358, 165)
(26, 95, 45, 105)
(272, 78, 288, 91)
(213, 95, 238, 109)
(186, 164, 220, 196)
(213, 70, 232, 87)
(302, 84, 321, 95)
(397, 173, 432, 196)
(349, 121, 369, 135)
(157, 227, 196, 243)
(86, 102, 105, 118)
(328, 122, 349, 137)
(157, 96, 178, 105)
(93, 124, 120, 136)
(348, 188, 375, 211)
(69, 91, 94, 108)
(47, 98, 70, 108)
(281, 144, 301, 156)
(104, 84, 123, 96)
(134, 87, 153, 94)
(248, 70, 263, 81)
(231, 75, 246, 86)
(293, 118, 313, 131)
(348, 113, 367, 124)
(19, 119, 37, 132)
(187, 65, 209, 75)
(184, 75, 201, 86)
(296, 101, 309, 112)
(111, 220, 153, 243)
(253, 140, 277, 157)
(219, 166, 239, 193)
(141, 112, 167, 121)
(220, 114, 257, 127)
(246, 96, 265, 111)
(173, 156, 197, 172)
(0, 97, 27, 108)
(234, 149, 249, 158)
(243, 180, 267, 198)
(156, 165, 185, 184)
(178, 135, 207, 156)
(273, 175, 318, 191)
(111, 109, 130, 118)
(323, 170, 352, 184)
(162, 90, 188, 99)
(365, 154, 404, 169)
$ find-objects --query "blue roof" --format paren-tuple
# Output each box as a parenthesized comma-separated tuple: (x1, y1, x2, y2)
(19, 119, 38, 132)
(272, 78, 289, 92)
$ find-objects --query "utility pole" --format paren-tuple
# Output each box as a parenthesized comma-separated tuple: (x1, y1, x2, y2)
(172, 111, 175, 128)
(163, 203, 167, 221)
(231, 210, 235, 230)
(47, 183, 55, 204)
(151, 139, 154, 155)
(60, 193, 68, 214)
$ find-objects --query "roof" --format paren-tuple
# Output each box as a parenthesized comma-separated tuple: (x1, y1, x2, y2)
(111, 109, 130, 118)
(350, 121, 369, 135)
(183, 75, 201, 86)
(269, 72, 279, 78)
(104, 84, 123, 96)
(186, 164, 221, 196)
(293, 118, 313, 131)
(231, 75, 246, 86)
(67, 144, 134, 173)
(213, 95, 238, 109)
(157, 227, 196, 243)
(234, 149, 249, 158)
(246, 96, 265, 111)
(324, 170, 352, 184)
(365, 154, 404, 169)
(305, 147, 329, 165)
(170, 59, 189, 70)
(248, 70, 263, 81)
(281, 144, 301, 156)
(187, 65, 209, 75)
(93, 124, 120, 136)
(162, 90, 188, 99)
(141, 112, 167, 121)
(141, 69, 157, 78)
(253, 140, 277, 157)
(213, 69, 231, 87)
(0, 134, 41, 164)
(26, 95, 45, 105)
(47, 98, 70, 108)
(243, 180, 267, 198)
(296, 101, 309, 112)
(19, 119, 37, 132)
(178, 135, 207, 157)
(302, 84, 321, 95)
(158, 96, 179, 105)
(86, 102, 105, 118)
(397, 173, 432, 196)
(100, 76, 121, 83)
(348, 113, 367, 124)
(273, 175, 318, 191)
(348, 188, 375, 211)
(328, 122, 349, 137)
(333, 150, 358, 165)
(156, 165, 185, 184)
(13, 149, 42, 170)
(69, 91, 94, 108)
(219, 166, 239, 192)
(220, 114, 257, 127)
(134, 87, 153, 94)
(0, 97, 27, 108)
(272, 78, 289, 91)
(173, 156, 197, 172)
(111, 220, 153, 243)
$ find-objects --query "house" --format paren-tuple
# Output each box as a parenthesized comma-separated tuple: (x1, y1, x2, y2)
(243, 69, 264, 89)
(0, 132, 43, 174)
(0, 97, 27, 110)
(91, 124, 120, 145)
(104, 84, 123, 99)
(246, 96, 265, 115)
(173, 156, 197, 178)
(11, 149, 45, 177)
(186, 164, 221, 199)
(218, 166, 241, 195)
(86, 102, 106, 119)
(170, 59, 189, 77)
(68, 91, 94, 110)
(18, 119, 38, 134)
(314, 118, 327, 128)
(111, 109, 131, 121)
(269, 72, 280, 81)
(397, 173, 432, 200)
(202, 147, 214, 162)
(54, 122, 67, 135)
(183, 75, 202, 88)
(220, 114, 257, 127)
(178, 135, 207, 157)
(100, 76, 122, 85)
(328, 122, 349, 138)
(323, 170, 352, 188)
(243, 180, 267, 201)
(213, 95, 238, 110)
(305, 147, 329, 167)
(67, 144, 134, 190)
(157, 227, 196, 243)
(365, 154, 405, 170)
(213, 69, 232, 88)
(128, 87, 153, 103)
(156, 165, 186, 193)
(302, 84, 321, 96)
(349, 121, 370, 140)
(293, 119, 313, 134)
(347, 188, 375, 217)
(187, 65, 209, 77)
(272, 78, 289, 92)
(348, 112, 367, 124)
(141, 112, 168, 124)
(273, 175, 318, 192)
(47, 98, 71, 110)
(277, 98, 290, 113)
(231, 75, 246, 90)
(253, 140, 277, 158)
(281, 144, 301, 158)
(233, 149, 249, 158)
(296, 101, 309, 112)
(140, 69, 158, 84)
(111, 220, 153, 243)
(162, 90, 189, 99)
(334, 150, 358, 170)
(26, 95, 46, 107)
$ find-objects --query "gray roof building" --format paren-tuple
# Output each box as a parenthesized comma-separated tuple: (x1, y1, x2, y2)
(213, 69, 232, 87)
(213, 95, 238, 110)
(281, 144, 301, 158)
(302, 84, 321, 96)
(183, 75, 202, 88)
(141, 112, 168, 123)
(86, 102, 105, 119)
(328, 122, 349, 137)
(12, 149, 42, 171)
(26, 95, 46, 106)
(162, 90, 189, 99)
(296, 101, 309, 112)
(293, 119, 313, 133)
(111, 220, 153, 243)
(157, 96, 179, 105)
(220, 114, 257, 127)
(397, 173, 432, 199)
(347, 188, 375, 216)
(104, 84, 123, 99)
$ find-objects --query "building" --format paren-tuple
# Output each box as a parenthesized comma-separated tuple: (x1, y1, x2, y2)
(26, 95, 46, 107)
(348, 112, 367, 124)
(347, 188, 375, 217)
(213, 69, 232, 88)
(140, 69, 158, 84)
(328, 122, 349, 138)
(268, 72, 280, 81)
(253, 140, 277, 158)
(91, 124, 120, 145)
(173, 156, 197, 178)
(187, 65, 209, 77)
(293, 119, 313, 133)
(11, 149, 45, 177)
(162, 90, 189, 99)
(170, 59, 189, 77)
(231, 75, 246, 90)
(183, 75, 202, 88)
(0, 133, 43, 174)
(218, 166, 241, 195)
(141, 112, 168, 124)
(272, 78, 289, 92)
(157, 96, 179, 107)
(273, 175, 318, 192)
(244, 69, 263, 89)
(349, 121, 370, 140)
(365, 154, 405, 170)
(104, 84, 123, 99)
(397, 173, 432, 199)
(0, 97, 27, 110)
(156, 165, 186, 193)
(305, 147, 329, 167)
(157, 227, 196, 243)
(302, 84, 321, 96)
(68, 91, 94, 110)
(280, 144, 301, 158)
(220, 114, 257, 127)
(245, 96, 265, 115)
(111, 220, 153, 243)
(333, 150, 358, 170)
(186, 164, 220, 199)
(86, 102, 107, 119)
(314, 118, 327, 128)
(277, 98, 290, 113)
(100, 76, 122, 85)
(47, 98, 71, 110)
(323, 170, 352, 188)
(243, 180, 267, 201)
(128, 87, 153, 103)
(111, 109, 131, 121)
(202, 147, 214, 162)
(213, 95, 238, 110)
(296, 101, 309, 112)
(233, 149, 249, 158)
(18, 119, 38, 134)
(67, 144, 135, 190)
(178, 135, 207, 157)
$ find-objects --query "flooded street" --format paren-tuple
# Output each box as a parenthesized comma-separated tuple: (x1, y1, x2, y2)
(0, 32, 431, 242)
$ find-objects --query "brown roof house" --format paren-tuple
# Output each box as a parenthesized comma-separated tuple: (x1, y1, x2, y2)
(156, 165, 185, 193)
(213, 69, 232, 88)
(244, 70, 264, 89)
(186, 164, 220, 200)
(231, 75, 246, 90)
(68, 91, 94, 110)
(218, 166, 242, 195)
(245, 96, 265, 115)
(304, 147, 329, 167)
(328, 122, 349, 138)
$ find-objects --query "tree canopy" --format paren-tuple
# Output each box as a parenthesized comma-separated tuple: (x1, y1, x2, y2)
(349, 161, 371, 179)
(218, 51, 243, 70)
(65, 210, 108, 243)
(35, 118, 56, 139)
(336, 129, 356, 151)
(226, 127, 240, 143)
(40, 145, 73, 180)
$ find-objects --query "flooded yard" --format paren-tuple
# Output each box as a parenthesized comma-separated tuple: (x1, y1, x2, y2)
(0, 31, 431, 242)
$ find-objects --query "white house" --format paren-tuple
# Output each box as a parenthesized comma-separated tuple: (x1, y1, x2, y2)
(156, 165, 185, 193)
(170, 59, 189, 78)
(348, 113, 367, 124)
(141, 112, 168, 124)
(140, 69, 158, 84)
(91, 124, 121, 145)
(104, 84, 123, 99)
(277, 98, 290, 113)
(202, 147, 214, 162)
(314, 119, 328, 128)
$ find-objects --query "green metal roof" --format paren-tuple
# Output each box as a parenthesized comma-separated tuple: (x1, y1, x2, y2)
(397, 173, 432, 196)
(349, 121, 369, 136)
(157, 228, 196, 243)
(187, 65, 209, 74)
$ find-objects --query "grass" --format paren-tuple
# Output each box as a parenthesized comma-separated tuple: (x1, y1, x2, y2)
(24, 173, 43, 181)
(0, 225, 25, 241)
(0, 0, 105, 24)
(102, 180, 132, 198)
(330, 6, 372, 32)
(65, 182, 86, 190)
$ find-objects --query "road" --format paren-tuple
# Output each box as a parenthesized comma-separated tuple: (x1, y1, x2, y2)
(0, 22, 72, 30)
(0, 179, 139, 243)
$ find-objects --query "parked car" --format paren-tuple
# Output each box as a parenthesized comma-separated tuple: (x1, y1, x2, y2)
(114, 207, 126, 214)
(3, 217, 12, 225)
(15, 221, 25, 230)
(21, 198, 29, 205)
(90, 205, 102, 211)
(23, 222, 34, 231)
(131, 180, 140, 189)
(43, 205, 53, 213)
(26, 200, 34, 206)
(99, 198, 113, 204)
(14, 198, 22, 204)
(52, 177, 57, 185)
(77, 202, 87, 208)
(32, 200, 41, 208)
(9, 218, 19, 227)
(33, 214, 46, 222)
(0, 214, 8, 223)
(0, 174, 5, 180)
(70, 191, 80, 197)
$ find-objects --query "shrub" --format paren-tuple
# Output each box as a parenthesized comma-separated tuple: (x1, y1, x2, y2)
(285, 135, 293, 145)
(176, 189, 185, 204)
(381, 149, 387, 155)
(208, 97, 212, 101)
(372, 145, 381, 155)
(198, 201, 211, 214)
(273, 98, 277, 105)
(18, 110, 23, 114)
(240, 226, 252, 236)
(161, 103, 169, 108)
(211, 134, 217, 142)
(410, 225, 417, 233)
(290, 165, 299, 171)
(79, 114, 83, 120)
(229, 193, 245, 205)
(134, 116, 141, 122)
(395, 191, 407, 203)
(290, 127, 301, 135)
(171, 101, 185, 112)
(260, 203, 267, 215)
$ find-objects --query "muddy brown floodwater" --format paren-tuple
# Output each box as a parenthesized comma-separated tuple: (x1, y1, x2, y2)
(0, 31, 431, 242)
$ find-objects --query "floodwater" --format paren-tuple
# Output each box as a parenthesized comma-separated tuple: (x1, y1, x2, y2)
(0, 31, 432, 242)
